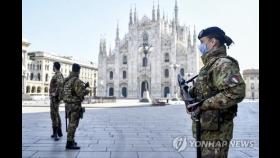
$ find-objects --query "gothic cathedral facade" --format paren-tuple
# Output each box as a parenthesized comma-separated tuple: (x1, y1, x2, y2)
(98, 1, 200, 99)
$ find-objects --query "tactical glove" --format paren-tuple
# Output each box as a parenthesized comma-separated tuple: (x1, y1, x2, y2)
(186, 100, 205, 113)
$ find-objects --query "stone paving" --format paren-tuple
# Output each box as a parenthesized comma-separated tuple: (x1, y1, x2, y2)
(22, 101, 259, 158)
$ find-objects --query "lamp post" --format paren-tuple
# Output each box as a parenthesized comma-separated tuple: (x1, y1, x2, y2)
(139, 31, 153, 102)
(170, 63, 180, 101)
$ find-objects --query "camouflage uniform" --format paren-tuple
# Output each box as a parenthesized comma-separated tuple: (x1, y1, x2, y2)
(63, 71, 88, 142)
(191, 46, 245, 158)
(49, 71, 64, 129)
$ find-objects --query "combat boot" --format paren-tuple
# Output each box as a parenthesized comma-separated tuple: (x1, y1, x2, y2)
(57, 127, 63, 137)
(51, 127, 56, 138)
(66, 141, 80, 150)
(51, 127, 59, 141)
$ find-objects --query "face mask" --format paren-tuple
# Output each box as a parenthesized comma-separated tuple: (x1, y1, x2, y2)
(198, 43, 208, 56)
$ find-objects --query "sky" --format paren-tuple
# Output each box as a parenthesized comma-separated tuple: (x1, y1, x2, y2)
(22, 0, 259, 72)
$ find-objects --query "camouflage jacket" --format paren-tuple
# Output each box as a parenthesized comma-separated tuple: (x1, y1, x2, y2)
(191, 46, 245, 134)
(49, 71, 64, 98)
(63, 71, 89, 103)
(194, 46, 246, 111)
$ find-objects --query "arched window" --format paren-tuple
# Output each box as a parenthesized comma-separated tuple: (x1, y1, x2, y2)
(109, 71, 113, 80)
(142, 57, 147, 67)
(31, 86, 36, 93)
(164, 69, 169, 78)
(123, 56, 127, 64)
(26, 86, 30, 93)
(37, 73, 41, 81)
(37, 87, 41, 93)
(45, 74, 48, 82)
(143, 31, 149, 42)
(44, 87, 48, 93)
(164, 53, 169, 62)
(180, 68, 184, 76)
(30, 73, 34, 80)
(123, 71, 126, 79)
(251, 83, 255, 89)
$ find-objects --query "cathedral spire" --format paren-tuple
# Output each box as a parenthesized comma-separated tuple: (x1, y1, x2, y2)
(99, 38, 103, 54)
(172, 19, 175, 35)
(129, 7, 133, 26)
(115, 21, 120, 47)
(134, 4, 137, 24)
(157, 0, 160, 21)
(109, 45, 112, 56)
(188, 28, 191, 47)
(193, 25, 197, 47)
(172, 13, 176, 35)
(174, 0, 178, 26)
(116, 21, 119, 40)
(152, 1, 155, 22)
(103, 39, 107, 55)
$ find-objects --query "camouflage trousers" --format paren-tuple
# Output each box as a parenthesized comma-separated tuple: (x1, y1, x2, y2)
(66, 103, 81, 142)
(201, 140, 230, 158)
(192, 119, 234, 158)
(50, 98, 61, 128)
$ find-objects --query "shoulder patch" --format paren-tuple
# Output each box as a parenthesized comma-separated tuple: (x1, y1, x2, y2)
(229, 75, 240, 84)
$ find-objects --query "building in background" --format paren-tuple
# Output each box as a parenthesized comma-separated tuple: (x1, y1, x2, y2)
(22, 38, 31, 94)
(98, 1, 200, 99)
(243, 69, 259, 99)
(24, 51, 98, 97)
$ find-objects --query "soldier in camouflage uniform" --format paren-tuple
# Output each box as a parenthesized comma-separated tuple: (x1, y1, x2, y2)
(189, 27, 246, 158)
(49, 62, 64, 141)
(63, 63, 89, 150)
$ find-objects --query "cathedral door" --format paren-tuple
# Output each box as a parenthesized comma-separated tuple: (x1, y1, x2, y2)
(164, 87, 170, 97)
(141, 81, 149, 98)
(122, 87, 127, 98)
(109, 87, 114, 96)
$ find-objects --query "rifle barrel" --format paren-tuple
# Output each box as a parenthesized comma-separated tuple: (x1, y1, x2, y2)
(186, 75, 198, 84)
